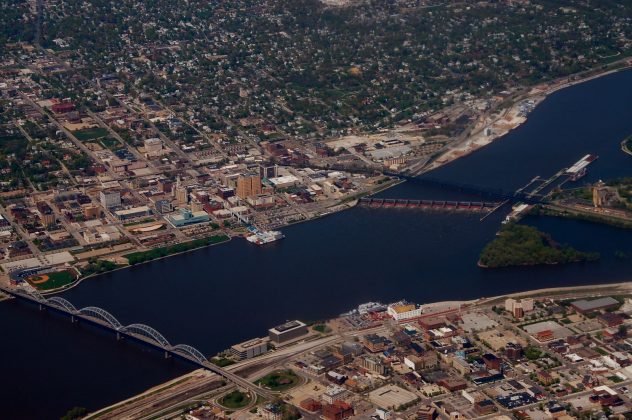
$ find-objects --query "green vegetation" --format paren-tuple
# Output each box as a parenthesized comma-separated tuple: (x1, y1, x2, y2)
(255, 370, 299, 391)
(524, 346, 543, 361)
(211, 357, 235, 367)
(608, 375, 624, 383)
(80, 259, 120, 278)
(31, 270, 76, 291)
(312, 324, 330, 333)
(479, 224, 599, 268)
(124, 234, 229, 265)
(123, 218, 155, 227)
(219, 390, 252, 409)
(537, 205, 632, 230)
(72, 127, 109, 141)
(61, 407, 88, 420)
(99, 137, 122, 150)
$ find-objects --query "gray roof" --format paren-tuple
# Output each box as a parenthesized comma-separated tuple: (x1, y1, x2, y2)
(571, 297, 619, 311)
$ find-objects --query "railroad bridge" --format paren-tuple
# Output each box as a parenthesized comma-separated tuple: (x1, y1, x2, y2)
(382, 173, 545, 204)
(0, 286, 274, 399)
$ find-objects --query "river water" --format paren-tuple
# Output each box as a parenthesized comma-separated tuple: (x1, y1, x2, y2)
(2, 70, 632, 419)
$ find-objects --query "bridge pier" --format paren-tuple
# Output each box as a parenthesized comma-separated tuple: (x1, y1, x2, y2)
(116, 331, 122, 340)
(38, 303, 44, 311)
(164, 350, 171, 359)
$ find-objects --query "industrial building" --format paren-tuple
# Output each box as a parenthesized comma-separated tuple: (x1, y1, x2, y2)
(268, 320, 308, 345)
(570, 297, 620, 314)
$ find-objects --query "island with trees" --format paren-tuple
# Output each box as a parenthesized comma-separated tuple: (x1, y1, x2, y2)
(478, 224, 599, 268)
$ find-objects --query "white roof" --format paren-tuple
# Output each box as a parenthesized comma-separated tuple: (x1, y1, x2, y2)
(115, 206, 150, 216)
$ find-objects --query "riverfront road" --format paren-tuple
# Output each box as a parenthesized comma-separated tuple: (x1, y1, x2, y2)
(0, 286, 275, 400)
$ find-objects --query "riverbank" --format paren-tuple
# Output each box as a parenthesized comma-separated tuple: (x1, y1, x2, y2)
(535, 204, 632, 230)
(621, 135, 632, 157)
(24, 234, 233, 297)
(421, 57, 632, 174)
(477, 223, 600, 268)
(88, 279, 632, 419)
(40, 178, 403, 292)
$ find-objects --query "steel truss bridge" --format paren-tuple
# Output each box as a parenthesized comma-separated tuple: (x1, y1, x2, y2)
(0, 286, 274, 399)
(383, 172, 546, 204)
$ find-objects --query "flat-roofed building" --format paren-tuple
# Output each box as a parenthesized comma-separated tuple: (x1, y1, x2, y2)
(100, 189, 121, 209)
(236, 174, 262, 198)
(571, 297, 619, 314)
(166, 208, 209, 228)
(83, 205, 101, 219)
(359, 356, 389, 375)
(230, 337, 269, 360)
(36, 201, 55, 227)
(114, 205, 151, 220)
(387, 302, 422, 321)
(322, 385, 350, 404)
(268, 320, 308, 345)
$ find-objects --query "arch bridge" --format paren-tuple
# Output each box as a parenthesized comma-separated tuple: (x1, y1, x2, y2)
(0, 285, 274, 399)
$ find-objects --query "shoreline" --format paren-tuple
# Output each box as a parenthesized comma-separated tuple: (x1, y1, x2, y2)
(33, 234, 233, 296)
(82, 280, 632, 418)
(41, 178, 405, 293)
(6, 60, 631, 298)
(417, 58, 632, 175)
(621, 135, 632, 157)
(420, 280, 632, 313)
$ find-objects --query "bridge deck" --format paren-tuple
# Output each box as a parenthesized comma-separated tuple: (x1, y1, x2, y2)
(0, 286, 274, 399)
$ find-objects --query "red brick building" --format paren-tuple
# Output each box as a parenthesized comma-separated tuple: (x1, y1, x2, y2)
(52, 102, 75, 113)
(323, 401, 353, 420)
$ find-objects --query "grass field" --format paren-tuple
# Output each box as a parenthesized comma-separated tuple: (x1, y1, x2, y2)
(72, 127, 109, 141)
(219, 391, 252, 409)
(255, 370, 299, 392)
(99, 137, 121, 149)
(124, 234, 229, 265)
(30, 270, 76, 290)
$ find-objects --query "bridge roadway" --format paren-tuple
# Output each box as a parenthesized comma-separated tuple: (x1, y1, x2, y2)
(0, 286, 275, 400)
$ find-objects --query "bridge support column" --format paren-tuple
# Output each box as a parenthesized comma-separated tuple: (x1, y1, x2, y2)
(71, 315, 76, 323)
(38, 303, 44, 311)
(116, 331, 122, 341)
(164, 350, 171, 359)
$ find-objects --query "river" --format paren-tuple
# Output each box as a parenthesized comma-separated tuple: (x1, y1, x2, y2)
(2, 69, 632, 419)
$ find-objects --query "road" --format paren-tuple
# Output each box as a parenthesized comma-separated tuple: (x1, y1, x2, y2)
(88, 333, 351, 420)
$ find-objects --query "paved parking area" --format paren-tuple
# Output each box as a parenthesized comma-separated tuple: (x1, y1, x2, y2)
(461, 312, 498, 332)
